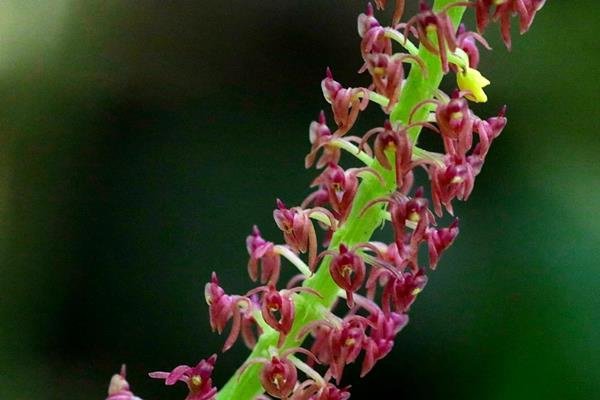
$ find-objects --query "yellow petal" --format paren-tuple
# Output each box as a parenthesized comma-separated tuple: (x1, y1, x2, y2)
(457, 67, 491, 103)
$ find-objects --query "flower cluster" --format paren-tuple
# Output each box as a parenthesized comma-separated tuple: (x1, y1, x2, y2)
(107, 2, 545, 400)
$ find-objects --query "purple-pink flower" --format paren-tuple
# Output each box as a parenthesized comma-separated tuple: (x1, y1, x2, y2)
(149, 355, 218, 400)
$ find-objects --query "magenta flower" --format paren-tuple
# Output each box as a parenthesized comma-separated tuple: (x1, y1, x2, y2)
(247, 284, 320, 347)
(205, 272, 259, 351)
(455, 23, 490, 69)
(321, 68, 369, 136)
(358, 4, 392, 63)
(361, 310, 408, 376)
(310, 163, 380, 223)
(426, 219, 460, 269)
(435, 92, 476, 156)
(404, 1, 460, 73)
(247, 225, 281, 286)
(430, 154, 475, 216)
(305, 111, 342, 170)
(273, 199, 317, 268)
(260, 356, 298, 399)
(327, 244, 367, 307)
(382, 268, 428, 314)
(149, 355, 218, 400)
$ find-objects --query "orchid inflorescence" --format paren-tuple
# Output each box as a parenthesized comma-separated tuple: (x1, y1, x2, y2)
(103, 1, 546, 399)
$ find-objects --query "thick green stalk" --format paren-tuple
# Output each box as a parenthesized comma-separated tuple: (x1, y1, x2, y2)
(216, 2, 465, 398)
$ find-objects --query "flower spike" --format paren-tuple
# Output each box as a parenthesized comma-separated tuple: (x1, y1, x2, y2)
(172, 2, 546, 398)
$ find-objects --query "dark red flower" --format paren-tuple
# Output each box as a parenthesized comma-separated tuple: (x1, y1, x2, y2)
(435, 92, 475, 157)
(361, 310, 408, 376)
(205, 273, 259, 351)
(363, 53, 423, 112)
(475, 0, 546, 49)
(430, 154, 475, 216)
(327, 316, 370, 383)
(381, 268, 428, 314)
(404, 1, 460, 73)
(261, 356, 298, 399)
(358, 4, 392, 60)
(247, 225, 281, 286)
(426, 219, 459, 269)
(388, 189, 433, 247)
(321, 68, 369, 136)
(305, 111, 341, 169)
(329, 244, 367, 307)
(455, 23, 490, 69)
(471, 105, 507, 162)
(273, 199, 317, 268)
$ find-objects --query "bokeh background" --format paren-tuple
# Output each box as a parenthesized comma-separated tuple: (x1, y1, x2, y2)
(1, 1, 598, 399)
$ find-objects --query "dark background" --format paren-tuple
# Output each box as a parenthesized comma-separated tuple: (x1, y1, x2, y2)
(1, 1, 598, 399)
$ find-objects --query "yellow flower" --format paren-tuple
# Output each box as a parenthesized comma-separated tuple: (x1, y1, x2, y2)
(457, 67, 491, 103)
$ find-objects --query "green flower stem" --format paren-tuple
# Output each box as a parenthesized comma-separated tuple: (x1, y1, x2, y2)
(216, 2, 465, 399)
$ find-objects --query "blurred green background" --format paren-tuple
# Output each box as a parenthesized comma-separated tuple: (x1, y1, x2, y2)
(0, 1, 598, 399)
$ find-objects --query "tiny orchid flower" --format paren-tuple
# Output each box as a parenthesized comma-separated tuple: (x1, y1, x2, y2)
(205, 272, 233, 335)
(456, 66, 491, 103)
(260, 356, 298, 398)
(426, 219, 459, 269)
(387, 189, 433, 247)
(106, 365, 142, 400)
(273, 199, 317, 268)
(239, 348, 322, 400)
(328, 244, 367, 307)
(361, 310, 408, 376)
(475, 0, 546, 49)
(248, 284, 321, 347)
(382, 268, 428, 314)
(311, 163, 358, 223)
(430, 154, 476, 216)
(404, 1, 460, 73)
(471, 105, 507, 162)
(205, 272, 259, 351)
(358, 4, 392, 60)
(327, 316, 371, 383)
(321, 68, 369, 136)
(305, 111, 340, 169)
(299, 314, 370, 384)
(149, 355, 218, 400)
(310, 163, 381, 223)
(455, 23, 491, 69)
(435, 91, 475, 155)
(247, 225, 281, 285)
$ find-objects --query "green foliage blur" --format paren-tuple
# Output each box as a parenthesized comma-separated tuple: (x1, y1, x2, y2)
(0, 1, 597, 399)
